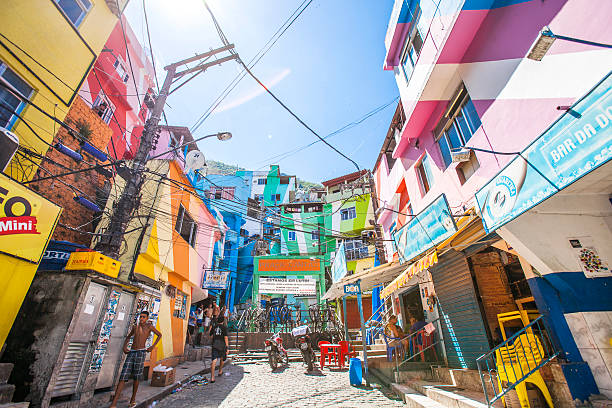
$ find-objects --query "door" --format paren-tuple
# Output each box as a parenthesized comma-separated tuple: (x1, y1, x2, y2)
(96, 292, 135, 389)
(52, 282, 107, 397)
(430, 250, 490, 370)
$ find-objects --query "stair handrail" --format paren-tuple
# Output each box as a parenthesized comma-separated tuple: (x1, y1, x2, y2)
(476, 314, 559, 407)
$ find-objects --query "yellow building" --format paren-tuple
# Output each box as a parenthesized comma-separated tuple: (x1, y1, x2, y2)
(1, 0, 128, 182)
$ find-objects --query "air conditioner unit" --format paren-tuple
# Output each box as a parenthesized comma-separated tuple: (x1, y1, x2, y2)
(0, 127, 19, 172)
(451, 149, 471, 163)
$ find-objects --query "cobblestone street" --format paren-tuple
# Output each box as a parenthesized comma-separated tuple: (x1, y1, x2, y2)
(155, 361, 404, 408)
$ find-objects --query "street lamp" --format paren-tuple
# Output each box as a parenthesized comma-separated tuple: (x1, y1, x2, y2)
(527, 26, 612, 61)
(148, 131, 232, 160)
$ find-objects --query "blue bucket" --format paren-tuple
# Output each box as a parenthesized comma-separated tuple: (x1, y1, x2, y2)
(349, 358, 362, 386)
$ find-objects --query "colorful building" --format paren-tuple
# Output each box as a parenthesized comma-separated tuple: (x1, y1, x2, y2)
(79, 18, 155, 160)
(1, 0, 127, 182)
(373, 0, 612, 402)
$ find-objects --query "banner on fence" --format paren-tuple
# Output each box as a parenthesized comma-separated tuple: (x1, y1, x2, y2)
(259, 277, 316, 295)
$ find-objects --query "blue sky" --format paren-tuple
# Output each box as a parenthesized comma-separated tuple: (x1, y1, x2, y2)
(125, 0, 398, 183)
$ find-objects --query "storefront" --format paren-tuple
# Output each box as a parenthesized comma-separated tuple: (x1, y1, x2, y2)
(475, 72, 612, 400)
(0, 173, 62, 351)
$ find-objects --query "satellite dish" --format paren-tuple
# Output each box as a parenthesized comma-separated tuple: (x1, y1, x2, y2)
(185, 150, 206, 171)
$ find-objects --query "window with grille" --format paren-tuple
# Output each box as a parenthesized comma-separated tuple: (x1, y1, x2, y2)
(436, 85, 482, 168)
(92, 90, 114, 124)
(288, 231, 296, 241)
(54, 0, 92, 27)
(0, 62, 33, 130)
(340, 207, 357, 221)
(345, 238, 370, 261)
(257, 178, 267, 185)
(311, 231, 319, 241)
(175, 204, 197, 248)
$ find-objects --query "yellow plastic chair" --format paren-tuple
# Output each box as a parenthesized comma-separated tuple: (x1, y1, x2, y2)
(495, 312, 554, 408)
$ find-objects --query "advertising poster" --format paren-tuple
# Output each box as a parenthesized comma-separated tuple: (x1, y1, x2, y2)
(90, 290, 121, 372)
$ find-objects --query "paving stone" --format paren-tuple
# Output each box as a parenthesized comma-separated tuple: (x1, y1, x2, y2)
(154, 361, 404, 407)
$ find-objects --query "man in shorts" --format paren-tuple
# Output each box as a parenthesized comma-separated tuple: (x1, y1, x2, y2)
(209, 315, 228, 383)
(110, 310, 162, 408)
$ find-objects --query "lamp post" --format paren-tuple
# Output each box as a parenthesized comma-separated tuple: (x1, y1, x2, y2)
(527, 26, 612, 61)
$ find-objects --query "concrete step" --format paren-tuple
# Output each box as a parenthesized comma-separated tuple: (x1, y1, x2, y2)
(408, 380, 493, 408)
(391, 383, 445, 408)
(0, 403, 29, 408)
(0, 384, 15, 405)
(0, 365, 12, 385)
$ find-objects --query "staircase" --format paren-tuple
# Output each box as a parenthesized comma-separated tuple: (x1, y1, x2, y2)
(0, 363, 29, 408)
(228, 332, 246, 355)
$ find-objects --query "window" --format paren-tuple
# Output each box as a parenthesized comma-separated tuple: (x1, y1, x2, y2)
(311, 231, 319, 241)
(207, 187, 235, 200)
(400, 8, 423, 83)
(113, 58, 130, 83)
(280, 176, 290, 185)
(92, 91, 114, 124)
(416, 154, 434, 195)
(270, 194, 280, 203)
(54, 0, 92, 27)
(345, 238, 370, 261)
(168, 131, 180, 148)
(257, 178, 267, 185)
(175, 204, 197, 248)
(436, 87, 482, 168)
(288, 231, 296, 241)
(457, 151, 480, 184)
(340, 207, 357, 221)
(0, 62, 34, 130)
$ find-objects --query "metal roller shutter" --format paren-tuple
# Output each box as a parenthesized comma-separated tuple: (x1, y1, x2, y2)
(431, 250, 490, 369)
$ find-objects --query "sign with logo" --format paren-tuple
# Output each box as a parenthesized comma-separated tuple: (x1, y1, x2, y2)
(344, 281, 361, 296)
(381, 251, 438, 298)
(0, 173, 61, 263)
(332, 242, 348, 283)
(476, 72, 612, 233)
(259, 277, 316, 295)
(202, 270, 230, 290)
(392, 194, 456, 263)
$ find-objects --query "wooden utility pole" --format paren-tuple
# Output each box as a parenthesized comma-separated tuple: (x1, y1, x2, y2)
(95, 45, 238, 258)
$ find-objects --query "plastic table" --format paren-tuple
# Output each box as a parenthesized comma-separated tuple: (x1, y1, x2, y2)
(319, 343, 341, 369)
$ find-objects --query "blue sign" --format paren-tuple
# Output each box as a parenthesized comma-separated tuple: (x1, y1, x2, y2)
(392, 194, 457, 263)
(476, 72, 612, 233)
(332, 242, 348, 283)
(202, 270, 230, 290)
(344, 281, 361, 296)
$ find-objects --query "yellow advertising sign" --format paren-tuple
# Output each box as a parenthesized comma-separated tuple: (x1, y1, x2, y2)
(381, 251, 438, 298)
(0, 173, 62, 263)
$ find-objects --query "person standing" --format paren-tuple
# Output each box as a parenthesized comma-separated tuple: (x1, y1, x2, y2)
(187, 309, 197, 345)
(110, 310, 161, 408)
(209, 315, 228, 383)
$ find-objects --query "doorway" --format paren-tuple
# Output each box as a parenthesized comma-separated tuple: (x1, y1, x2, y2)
(399, 286, 424, 333)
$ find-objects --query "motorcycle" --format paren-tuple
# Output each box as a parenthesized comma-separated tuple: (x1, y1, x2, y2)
(264, 332, 288, 371)
(292, 325, 315, 372)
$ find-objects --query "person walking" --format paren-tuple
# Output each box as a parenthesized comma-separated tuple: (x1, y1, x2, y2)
(209, 315, 229, 383)
(110, 310, 161, 408)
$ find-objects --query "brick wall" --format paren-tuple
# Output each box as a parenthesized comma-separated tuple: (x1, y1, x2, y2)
(469, 250, 517, 341)
(30, 97, 114, 246)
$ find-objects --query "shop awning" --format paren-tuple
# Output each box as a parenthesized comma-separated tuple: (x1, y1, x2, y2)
(322, 261, 405, 300)
(380, 251, 438, 299)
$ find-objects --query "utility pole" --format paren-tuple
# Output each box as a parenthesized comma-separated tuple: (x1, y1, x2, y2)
(367, 170, 387, 264)
(95, 45, 238, 258)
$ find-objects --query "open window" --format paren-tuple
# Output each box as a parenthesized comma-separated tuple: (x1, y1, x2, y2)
(400, 6, 423, 84)
(415, 154, 435, 196)
(0, 61, 34, 130)
(92, 90, 115, 124)
(435, 84, 482, 168)
(175, 204, 197, 248)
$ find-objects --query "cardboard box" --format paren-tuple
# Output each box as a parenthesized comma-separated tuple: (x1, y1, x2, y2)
(150, 368, 175, 387)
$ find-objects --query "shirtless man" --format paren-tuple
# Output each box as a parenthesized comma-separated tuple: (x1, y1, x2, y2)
(110, 310, 161, 408)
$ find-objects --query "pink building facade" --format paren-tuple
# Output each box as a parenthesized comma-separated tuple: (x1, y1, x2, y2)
(375, 0, 612, 402)
(79, 17, 156, 160)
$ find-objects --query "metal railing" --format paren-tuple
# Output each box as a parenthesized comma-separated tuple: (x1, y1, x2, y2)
(364, 301, 391, 344)
(391, 317, 444, 378)
(476, 315, 558, 407)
